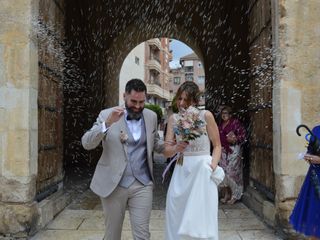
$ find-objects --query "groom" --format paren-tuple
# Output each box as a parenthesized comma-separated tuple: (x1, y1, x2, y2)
(81, 79, 165, 240)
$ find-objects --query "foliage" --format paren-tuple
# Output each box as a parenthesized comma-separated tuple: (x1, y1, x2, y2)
(171, 95, 179, 113)
(145, 103, 163, 120)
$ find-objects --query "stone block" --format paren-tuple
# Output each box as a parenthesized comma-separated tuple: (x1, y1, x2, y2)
(30, 130, 38, 175)
(242, 187, 264, 218)
(262, 200, 275, 226)
(37, 200, 54, 228)
(0, 201, 39, 235)
(0, 0, 33, 36)
(0, 131, 6, 174)
(0, 44, 5, 87)
(7, 107, 29, 130)
(275, 174, 305, 201)
(5, 88, 29, 109)
(4, 130, 29, 176)
(30, 44, 39, 90)
(3, 43, 31, 88)
(281, 152, 308, 176)
(37, 187, 73, 229)
(0, 87, 6, 108)
(0, 175, 36, 202)
(0, 108, 7, 131)
(280, 87, 301, 131)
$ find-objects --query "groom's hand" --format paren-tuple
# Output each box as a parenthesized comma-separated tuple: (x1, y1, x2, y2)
(106, 106, 125, 126)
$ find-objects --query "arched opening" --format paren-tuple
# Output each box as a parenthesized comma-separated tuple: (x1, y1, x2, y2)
(61, 1, 256, 195)
(37, 0, 273, 228)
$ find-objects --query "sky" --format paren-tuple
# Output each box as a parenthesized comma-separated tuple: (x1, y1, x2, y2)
(169, 39, 193, 68)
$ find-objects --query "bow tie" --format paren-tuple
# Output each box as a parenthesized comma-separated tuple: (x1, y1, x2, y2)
(126, 115, 141, 121)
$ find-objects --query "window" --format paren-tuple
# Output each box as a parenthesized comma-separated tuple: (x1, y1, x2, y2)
(184, 66, 194, 72)
(198, 76, 205, 84)
(173, 77, 181, 85)
(185, 73, 193, 81)
(135, 56, 140, 65)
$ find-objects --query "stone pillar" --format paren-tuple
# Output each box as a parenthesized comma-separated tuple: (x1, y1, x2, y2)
(0, 0, 39, 236)
(272, 0, 320, 234)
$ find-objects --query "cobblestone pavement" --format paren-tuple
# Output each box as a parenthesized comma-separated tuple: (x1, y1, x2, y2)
(30, 153, 284, 240)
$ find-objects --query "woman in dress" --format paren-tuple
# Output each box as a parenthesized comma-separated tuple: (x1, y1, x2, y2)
(164, 81, 222, 240)
(289, 151, 320, 239)
(218, 106, 246, 204)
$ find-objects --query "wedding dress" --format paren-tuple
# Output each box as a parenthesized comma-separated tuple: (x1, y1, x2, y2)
(165, 111, 222, 240)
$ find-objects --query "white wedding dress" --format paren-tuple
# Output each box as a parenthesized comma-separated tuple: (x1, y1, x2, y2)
(165, 111, 220, 240)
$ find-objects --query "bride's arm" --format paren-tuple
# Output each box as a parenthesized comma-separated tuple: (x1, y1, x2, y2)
(205, 110, 222, 170)
(162, 115, 188, 157)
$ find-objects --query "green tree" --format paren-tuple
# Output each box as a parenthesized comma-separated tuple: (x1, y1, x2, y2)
(171, 95, 178, 113)
(145, 103, 163, 121)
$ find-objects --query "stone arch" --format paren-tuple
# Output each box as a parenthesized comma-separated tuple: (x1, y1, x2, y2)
(102, 20, 204, 107)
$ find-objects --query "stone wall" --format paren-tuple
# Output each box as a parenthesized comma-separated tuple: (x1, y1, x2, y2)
(0, 0, 39, 236)
(273, 0, 320, 235)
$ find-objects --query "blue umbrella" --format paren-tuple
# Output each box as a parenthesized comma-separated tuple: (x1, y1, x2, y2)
(296, 124, 320, 198)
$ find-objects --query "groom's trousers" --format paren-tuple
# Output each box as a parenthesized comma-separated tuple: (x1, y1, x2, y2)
(101, 180, 153, 240)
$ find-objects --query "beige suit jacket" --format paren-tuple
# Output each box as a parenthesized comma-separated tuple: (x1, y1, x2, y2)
(81, 107, 164, 198)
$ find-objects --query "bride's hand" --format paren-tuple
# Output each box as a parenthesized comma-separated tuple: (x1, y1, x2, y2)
(174, 141, 189, 153)
(210, 161, 218, 171)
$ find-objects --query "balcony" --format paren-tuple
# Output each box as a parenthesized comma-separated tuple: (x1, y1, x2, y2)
(146, 83, 171, 101)
(147, 59, 161, 73)
(147, 38, 161, 50)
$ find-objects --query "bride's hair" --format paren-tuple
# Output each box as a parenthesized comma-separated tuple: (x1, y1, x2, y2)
(175, 81, 200, 106)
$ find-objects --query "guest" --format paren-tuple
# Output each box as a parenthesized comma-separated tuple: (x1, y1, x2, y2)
(218, 106, 246, 204)
(290, 127, 320, 239)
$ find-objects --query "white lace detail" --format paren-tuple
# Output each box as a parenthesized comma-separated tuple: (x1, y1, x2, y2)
(174, 110, 211, 155)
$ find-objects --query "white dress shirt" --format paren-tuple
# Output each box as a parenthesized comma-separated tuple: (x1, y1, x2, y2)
(125, 116, 142, 141)
(101, 113, 142, 141)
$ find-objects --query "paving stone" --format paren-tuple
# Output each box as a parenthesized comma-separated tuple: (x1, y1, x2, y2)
(238, 229, 283, 239)
(31, 157, 283, 239)
(219, 218, 267, 231)
(219, 231, 242, 240)
(222, 208, 257, 219)
(30, 230, 104, 240)
(78, 215, 105, 231)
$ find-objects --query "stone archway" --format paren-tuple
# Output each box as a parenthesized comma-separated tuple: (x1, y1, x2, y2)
(2, 0, 320, 238)
(103, 21, 204, 108)
(62, 1, 252, 179)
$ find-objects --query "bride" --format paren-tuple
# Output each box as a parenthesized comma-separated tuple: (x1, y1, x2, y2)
(164, 81, 223, 240)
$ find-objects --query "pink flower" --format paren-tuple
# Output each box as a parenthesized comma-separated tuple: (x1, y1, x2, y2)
(174, 106, 206, 142)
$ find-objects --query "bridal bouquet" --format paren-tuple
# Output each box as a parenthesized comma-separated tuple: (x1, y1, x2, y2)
(174, 106, 206, 142)
(173, 106, 206, 166)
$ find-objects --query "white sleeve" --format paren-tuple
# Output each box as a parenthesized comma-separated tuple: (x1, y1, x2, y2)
(101, 121, 109, 133)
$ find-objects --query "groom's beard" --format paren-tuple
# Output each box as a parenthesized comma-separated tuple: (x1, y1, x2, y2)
(125, 103, 143, 121)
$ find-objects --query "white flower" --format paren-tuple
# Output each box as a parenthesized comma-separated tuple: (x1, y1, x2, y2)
(120, 131, 128, 144)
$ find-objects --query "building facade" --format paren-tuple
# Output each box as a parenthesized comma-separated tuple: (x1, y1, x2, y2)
(170, 52, 205, 106)
(145, 38, 172, 111)
(119, 38, 172, 113)
(118, 42, 145, 105)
